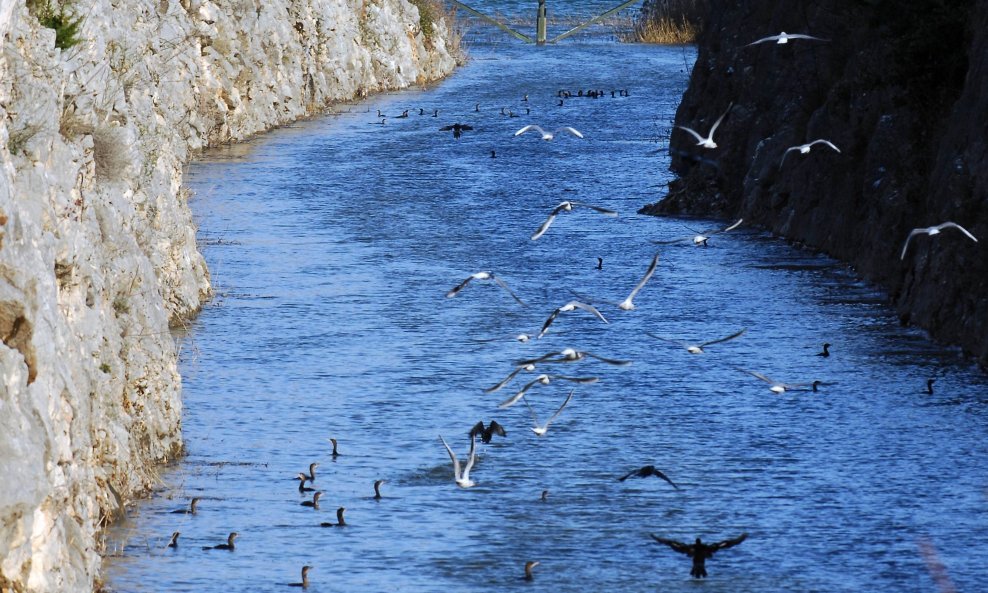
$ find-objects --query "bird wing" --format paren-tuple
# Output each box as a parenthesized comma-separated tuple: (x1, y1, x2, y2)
(531, 212, 558, 240)
(650, 534, 693, 554)
(651, 235, 691, 245)
(710, 533, 748, 552)
(555, 126, 584, 138)
(439, 435, 461, 478)
(460, 125, 474, 131)
(515, 124, 545, 137)
(487, 420, 507, 438)
(645, 331, 690, 349)
(675, 125, 706, 143)
(552, 375, 600, 384)
(700, 328, 747, 348)
(537, 308, 562, 338)
(571, 201, 618, 216)
(445, 275, 475, 298)
(617, 468, 637, 481)
(779, 146, 801, 168)
(462, 434, 478, 479)
(809, 139, 841, 153)
(523, 396, 542, 427)
(491, 274, 527, 306)
(939, 222, 979, 242)
(787, 34, 828, 41)
(622, 253, 660, 303)
(900, 228, 927, 259)
(515, 352, 562, 367)
(744, 34, 780, 47)
(468, 421, 486, 440)
(484, 367, 525, 393)
(647, 466, 679, 489)
(708, 103, 733, 138)
(567, 301, 609, 323)
(498, 383, 533, 409)
(707, 218, 744, 236)
(582, 351, 633, 366)
(743, 369, 776, 384)
(544, 390, 574, 427)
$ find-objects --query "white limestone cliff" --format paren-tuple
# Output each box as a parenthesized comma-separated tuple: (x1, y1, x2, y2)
(0, 0, 458, 590)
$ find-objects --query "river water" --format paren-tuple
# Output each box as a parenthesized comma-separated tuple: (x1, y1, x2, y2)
(103, 5, 988, 592)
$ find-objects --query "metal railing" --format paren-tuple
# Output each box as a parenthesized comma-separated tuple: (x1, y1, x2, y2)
(450, 0, 643, 44)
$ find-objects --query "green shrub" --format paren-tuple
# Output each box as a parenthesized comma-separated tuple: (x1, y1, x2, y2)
(28, 0, 84, 50)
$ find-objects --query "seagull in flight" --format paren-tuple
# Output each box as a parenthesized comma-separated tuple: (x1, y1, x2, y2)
(537, 301, 608, 338)
(647, 328, 747, 354)
(484, 364, 537, 394)
(900, 222, 978, 259)
(525, 390, 574, 436)
(780, 139, 841, 169)
(498, 374, 598, 409)
(745, 31, 828, 46)
(676, 103, 732, 149)
(439, 433, 478, 488)
(531, 200, 618, 240)
(515, 124, 584, 141)
(446, 271, 526, 306)
(618, 465, 679, 489)
(653, 218, 743, 247)
(618, 253, 659, 310)
(741, 369, 821, 393)
(517, 348, 632, 367)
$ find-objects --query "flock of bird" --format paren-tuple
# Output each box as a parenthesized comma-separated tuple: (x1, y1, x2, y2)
(148, 27, 980, 590)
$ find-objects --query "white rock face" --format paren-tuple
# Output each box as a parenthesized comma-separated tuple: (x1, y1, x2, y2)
(0, 0, 458, 590)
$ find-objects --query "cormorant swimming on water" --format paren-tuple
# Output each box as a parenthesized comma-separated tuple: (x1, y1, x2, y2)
(926, 378, 936, 395)
(524, 560, 540, 581)
(202, 532, 239, 551)
(373, 480, 385, 500)
(301, 491, 323, 509)
(301, 462, 319, 482)
(329, 438, 341, 458)
(171, 497, 201, 514)
(817, 343, 831, 357)
(596, 257, 603, 270)
(166, 531, 180, 548)
(320, 507, 347, 527)
(288, 565, 312, 588)
(650, 533, 747, 578)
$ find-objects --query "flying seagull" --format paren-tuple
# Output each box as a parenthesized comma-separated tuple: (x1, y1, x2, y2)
(618, 465, 679, 489)
(515, 124, 583, 141)
(780, 139, 841, 169)
(531, 200, 618, 240)
(439, 433, 478, 488)
(745, 32, 827, 46)
(446, 271, 526, 306)
(516, 348, 632, 367)
(525, 390, 574, 436)
(498, 374, 598, 409)
(900, 222, 978, 260)
(538, 301, 608, 338)
(676, 103, 732, 149)
(618, 253, 660, 310)
(653, 218, 743, 247)
(646, 328, 747, 354)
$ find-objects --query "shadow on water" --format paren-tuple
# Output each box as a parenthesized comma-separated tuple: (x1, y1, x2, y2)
(104, 7, 988, 593)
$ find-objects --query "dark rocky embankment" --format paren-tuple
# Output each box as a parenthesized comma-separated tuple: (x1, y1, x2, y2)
(641, 0, 988, 365)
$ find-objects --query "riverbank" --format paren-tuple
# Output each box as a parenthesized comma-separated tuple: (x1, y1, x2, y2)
(642, 0, 988, 367)
(0, 1, 458, 590)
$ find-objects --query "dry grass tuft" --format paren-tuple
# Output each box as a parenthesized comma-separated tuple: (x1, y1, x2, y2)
(626, 0, 707, 44)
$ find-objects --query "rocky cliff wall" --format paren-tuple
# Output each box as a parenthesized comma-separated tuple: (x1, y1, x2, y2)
(0, 1, 458, 591)
(642, 0, 988, 365)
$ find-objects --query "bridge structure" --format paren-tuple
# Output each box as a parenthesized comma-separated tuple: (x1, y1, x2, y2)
(449, 0, 643, 45)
